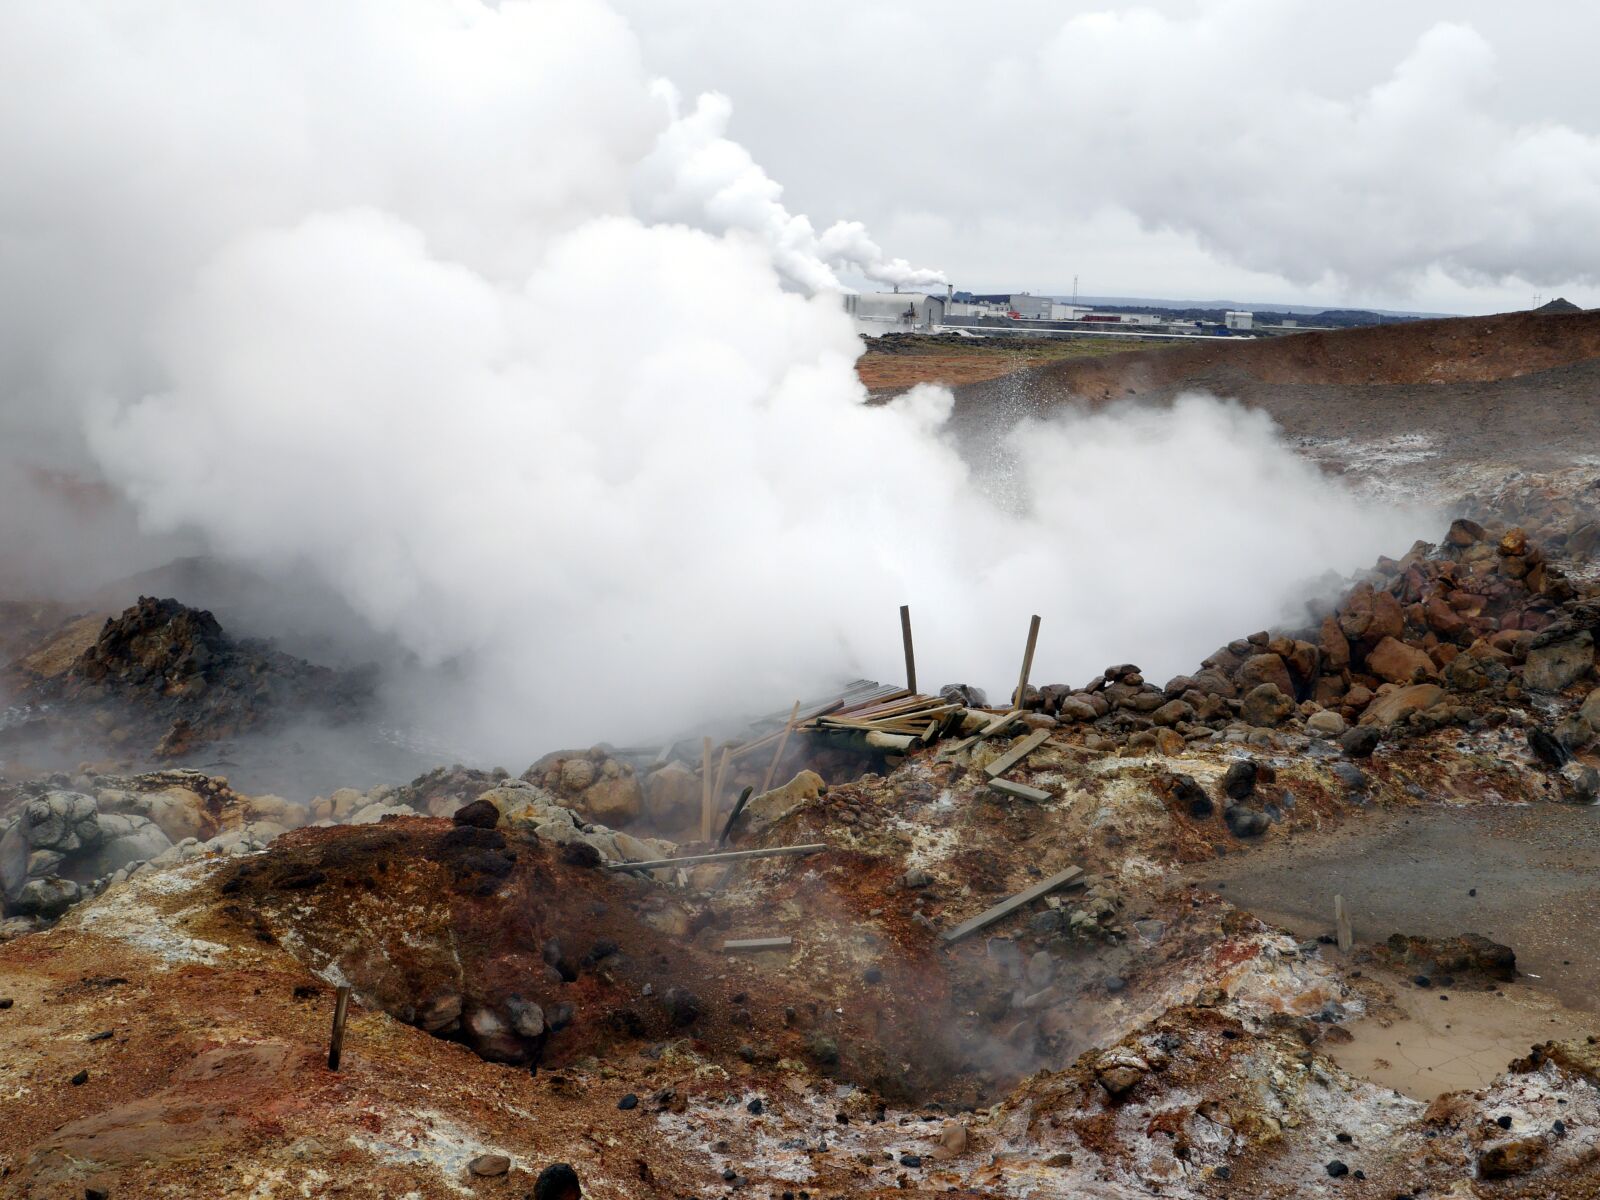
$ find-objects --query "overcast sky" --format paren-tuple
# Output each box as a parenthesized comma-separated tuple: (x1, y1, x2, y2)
(612, 0, 1600, 314)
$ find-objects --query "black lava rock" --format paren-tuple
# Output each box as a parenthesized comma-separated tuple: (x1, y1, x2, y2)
(1326, 1160, 1349, 1177)
(452, 799, 501, 829)
(618, 1093, 639, 1110)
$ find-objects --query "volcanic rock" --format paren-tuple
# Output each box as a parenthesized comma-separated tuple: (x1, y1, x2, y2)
(1221, 761, 1257, 800)
(452, 799, 501, 829)
(1240, 683, 1293, 727)
(1359, 684, 1444, 726)
(1306, 710, 1347, 737)
(18, 596, 369, 755)
(1365, 637, 1436, 684)
(1479, 1136, 1548, 1177)
(1523, 630, 1594, 692)
(1237, 654, 1295, 698)
(644, 762, 701, 828)
(1224, 806, 1270, 838)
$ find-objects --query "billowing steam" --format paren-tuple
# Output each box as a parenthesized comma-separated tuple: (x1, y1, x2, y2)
(2, 0, 1426, 757)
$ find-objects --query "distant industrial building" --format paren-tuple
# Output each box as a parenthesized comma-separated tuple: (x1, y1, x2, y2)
(1225, 310, 1254, 330)
(844, 290, 946, 330)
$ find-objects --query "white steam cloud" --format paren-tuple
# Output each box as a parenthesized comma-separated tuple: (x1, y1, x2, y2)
(3, 0, 1425, 757)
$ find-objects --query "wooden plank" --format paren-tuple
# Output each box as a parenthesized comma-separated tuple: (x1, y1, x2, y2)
(983, 728, 1052, 779)
(940, 709, 1022, 758)
(939, 866, 1085, 944)
(1335, 894, 1353, 953)
(723, 937, 793, 953)
(759, 700, 801, 794)
(327, 985, 352, 1071)
(700, 737, 714, 841)
(605, 843, 829, 873)
(988, 778, 1052, 803)
(900, 604, 917, 693)
(1012, 614, 1041, 708)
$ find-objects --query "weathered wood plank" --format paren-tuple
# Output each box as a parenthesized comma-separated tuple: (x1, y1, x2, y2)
(939, 865, 1085, 944)
(1012, 614, 1041, 708)
(900, 604, 916, 693)
(606, 843, 828, 873)
(983, 728, 1052, 779)
(723, 937, 793, 953)
(987, 778, 1052, 803)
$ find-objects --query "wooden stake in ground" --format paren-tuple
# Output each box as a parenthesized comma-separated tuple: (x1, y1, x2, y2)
(900, 604, 917, 693)
(605, 843, 828, 873)
(1012, 614, 1041, 709)
(327, 985, 351, 1071)
(709, 746, 731, 840)
(760, 700, 801, 794)
(700, 736, 714, 842)
(1335, 894, 1353, 952)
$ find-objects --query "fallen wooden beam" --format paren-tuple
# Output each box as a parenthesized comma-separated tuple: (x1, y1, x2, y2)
(939, 866, 1085, 945)
(983, 728, 1052, 779)
(723, 937, 793, 953)
(988, 778, 1052, 803)
(900, 604, 916, 693)
(605, 843, 828, 873)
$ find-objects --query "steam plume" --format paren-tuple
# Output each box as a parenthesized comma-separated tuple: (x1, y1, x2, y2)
(2, 0, 1426, 758)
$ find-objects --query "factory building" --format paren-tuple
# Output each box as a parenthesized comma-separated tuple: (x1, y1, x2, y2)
(1225, 310, 1254, 330)
(843, 290, 946, 330)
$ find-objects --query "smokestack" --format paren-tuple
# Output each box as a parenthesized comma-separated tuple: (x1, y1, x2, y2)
(947, 283, 953, 302)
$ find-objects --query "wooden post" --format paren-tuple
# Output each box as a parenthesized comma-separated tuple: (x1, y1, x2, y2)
(710, 746, 731, 839)
(700, 736, 714, 841)
(900, 604, 917, 694)
(1012, 614, 1041, 708)
(1334, 894, 1352, 952)
(328, 985, 351, 1071)
(760, 701, 801, 795)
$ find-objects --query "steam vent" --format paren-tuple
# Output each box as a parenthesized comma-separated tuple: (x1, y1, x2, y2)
(5, 2, 1600, 1196)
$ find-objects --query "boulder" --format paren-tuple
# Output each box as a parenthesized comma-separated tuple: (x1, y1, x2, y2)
(1225, 806, 1270, 837)
(81, 813, 172, 879)
(1306, 710, 1347, 738)
(21, 792, 101, 854)
(14, 876, 82, 919)
(1318, 616, 1351, 672)
(1151, 700, 1194, 727)
(1359, 684, 1444, 727)
(1364, 637, 1435, 684)
(1339, 726, 1380, 758)
(1240, 683, 1294, 727)
(1237, 654, 1295, 698)
(741, 770, 826, 835)
(1057, 695, 1101, 722)
(1222, 761, 1258, 801)
(1523, 630, 1594, 692)
(644, 762, 701, 828)
(578, 775, 644, 826)
(1580, 688, 1600, 729)
(350, 802, 413, 825)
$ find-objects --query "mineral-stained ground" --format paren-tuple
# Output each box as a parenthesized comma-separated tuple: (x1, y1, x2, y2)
(3, 311, 1600, 1198)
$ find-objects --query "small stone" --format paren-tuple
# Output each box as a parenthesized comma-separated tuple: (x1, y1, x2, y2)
(618, 1093, 639, 1110)
(863, 966, 883, 985)
(0, 998, 12, 1009)
(1414, 975, 1431, 988)
(747, 1098, 764, 1114)
(1496, 1115, 1513, 1129)
(70, 1070, 89, 1086)
(899, 1154, 922, 1168)
(468, 1154, 511, 1178)
(1325, 1160, 1349, 1177)
(86, 1030, 114, 1043)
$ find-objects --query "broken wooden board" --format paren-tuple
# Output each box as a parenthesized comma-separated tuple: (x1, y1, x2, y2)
(988, 778, 1052, 803)
(983, 728, 1052, 779)
(939, 865, 1085, 944)
(939, 709, 1022, 758)
(605, 843, 828, 873)
(723, 937, 793, 953)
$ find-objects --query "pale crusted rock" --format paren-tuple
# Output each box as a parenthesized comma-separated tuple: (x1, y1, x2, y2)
(1360, 684, 1445, 726)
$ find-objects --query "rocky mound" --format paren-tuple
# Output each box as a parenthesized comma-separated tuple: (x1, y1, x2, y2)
(9, 595, 372, 757)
